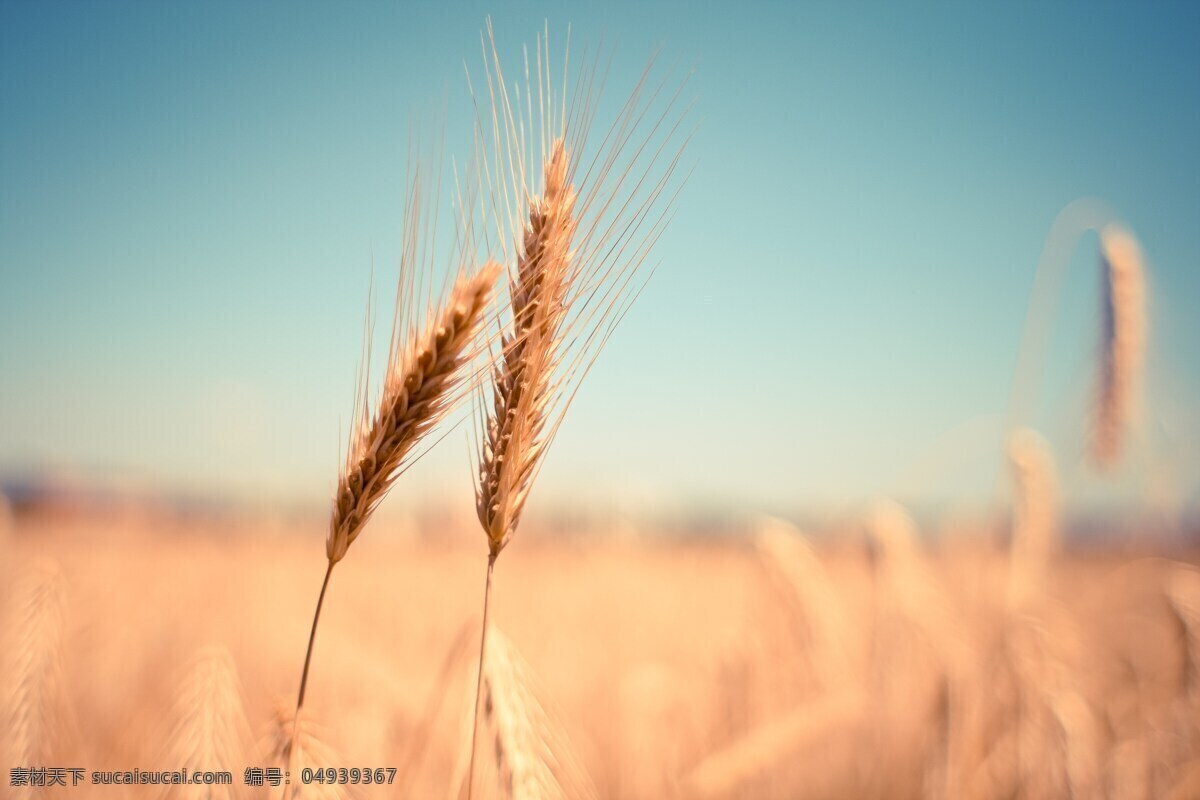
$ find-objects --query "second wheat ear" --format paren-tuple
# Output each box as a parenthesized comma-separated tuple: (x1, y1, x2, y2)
(463, 17, 692, 798)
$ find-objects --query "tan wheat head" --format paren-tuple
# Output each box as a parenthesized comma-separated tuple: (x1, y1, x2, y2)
(1093, 223, 1145, 469)
(475, 141, 576, 558)
(329, 261, 501, 564)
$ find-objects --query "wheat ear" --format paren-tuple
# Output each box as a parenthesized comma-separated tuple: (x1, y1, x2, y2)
(1, 560, 66, 778)
(159, 647, 251, 800)
(1093, 224, 1146, 469)
(467, 140, 575, 800)
(463, 21, 690, 797)
(294, 262, 499, 724)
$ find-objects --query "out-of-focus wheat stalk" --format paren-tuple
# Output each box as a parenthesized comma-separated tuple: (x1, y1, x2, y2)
(1093, 224, 1146, 469)
(1006, 428, 1058, 608)
(267, 704, 347, 800)
(453, 628, 596, 800)
(159, 647, 251, 800)
(753, 515, 852, 688)
(1, 560, 67, 781)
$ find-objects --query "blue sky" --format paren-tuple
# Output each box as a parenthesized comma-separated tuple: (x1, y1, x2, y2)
(2, 1, 1198, 520)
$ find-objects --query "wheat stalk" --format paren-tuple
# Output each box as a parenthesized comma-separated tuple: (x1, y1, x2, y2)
(159, 647, 251, 800)
(1093, 224, 1146, 469)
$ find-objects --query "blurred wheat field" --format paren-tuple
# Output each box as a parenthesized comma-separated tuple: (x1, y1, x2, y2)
(3, 513, 1198, 799)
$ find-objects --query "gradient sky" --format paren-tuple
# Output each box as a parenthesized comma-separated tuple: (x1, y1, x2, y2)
(2, 1, 1198, 520)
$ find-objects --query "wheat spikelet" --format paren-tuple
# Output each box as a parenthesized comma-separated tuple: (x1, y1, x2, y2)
(158, 647, 251, 800)
(266, 704, 348, 800)
(454, 628, 596, 800)
(329, 261, 501, 564)
(1093, 223, 1145, 469)
(1006, 428, 1058, 607)
(1, 559, 67, 778)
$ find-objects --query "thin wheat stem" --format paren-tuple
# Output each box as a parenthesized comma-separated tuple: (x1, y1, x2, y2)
(296, 560, 335, 712)
(466, 552, 497, 800)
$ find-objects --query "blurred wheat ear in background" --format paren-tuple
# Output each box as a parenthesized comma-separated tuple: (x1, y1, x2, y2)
(267, 704, 347, 800)
(454, 628, 597, 800)
(1, 560, 68, 791)
(1094, 224, 1146, 470)
(159, 647, 252, 800)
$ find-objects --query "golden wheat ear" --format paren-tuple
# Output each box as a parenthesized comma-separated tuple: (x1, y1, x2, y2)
(158, 647, 252, 800)
(462, 23, 690, 798)
(1093, 223, 1146, 470)
(1, 559, 67, 775)
(327, 259, 502, 565)
(467, 20, 693, 559)
(291, 157, 502, 754)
